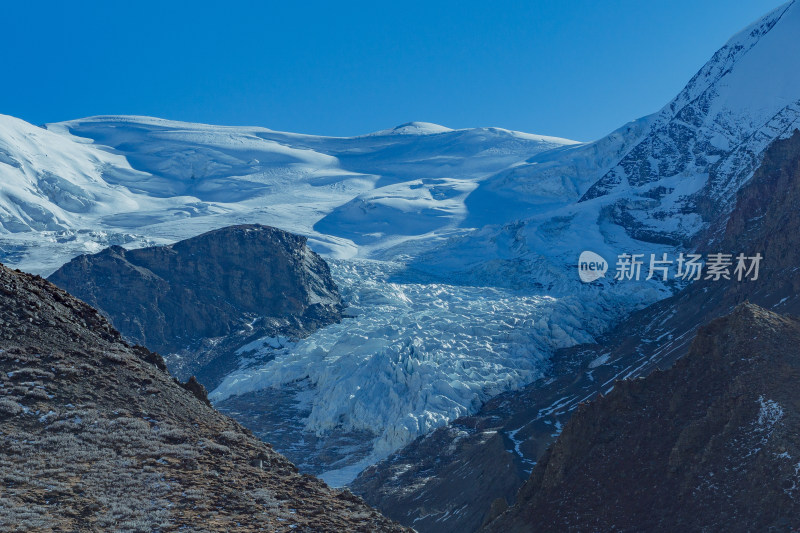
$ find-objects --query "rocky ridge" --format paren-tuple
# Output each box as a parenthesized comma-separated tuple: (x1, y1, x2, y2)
(47, 224, 343, 388)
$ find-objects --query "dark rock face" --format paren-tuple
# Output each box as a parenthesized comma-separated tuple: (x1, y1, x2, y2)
(483, 304, 800, 532)
(0, 263, 407, 532)
(181, 375, 211, 406)
(47, 224, 343, 386)
(352, 131, 800, 532)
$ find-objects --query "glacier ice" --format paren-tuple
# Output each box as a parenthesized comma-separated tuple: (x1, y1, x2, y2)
(210, 259, 609, 483)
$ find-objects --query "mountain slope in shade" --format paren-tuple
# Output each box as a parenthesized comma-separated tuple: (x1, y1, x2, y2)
(47, 224, 343, 388)
(482, 303, 800, 532)
(0, 263, 407, 532)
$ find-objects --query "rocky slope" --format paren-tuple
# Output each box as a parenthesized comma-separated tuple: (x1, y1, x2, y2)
(482, 303, 800, 532)
(351, 129, 800, 532)
(47, 224, 343, 387)
(0, 262, 406, 532)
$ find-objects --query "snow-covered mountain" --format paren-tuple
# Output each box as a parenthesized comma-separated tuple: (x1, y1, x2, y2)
(1, 0, 799, 488)
(0, 114, 574, 273)
(0, 115, 158, 268)
(423, 0, 800, 288)
(583, 1, 800, 240)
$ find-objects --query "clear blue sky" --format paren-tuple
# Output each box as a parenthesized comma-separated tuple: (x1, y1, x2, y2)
(1, 0, 786, 141)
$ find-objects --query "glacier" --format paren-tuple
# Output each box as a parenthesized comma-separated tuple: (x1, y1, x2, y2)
(210, 260, 618, 484)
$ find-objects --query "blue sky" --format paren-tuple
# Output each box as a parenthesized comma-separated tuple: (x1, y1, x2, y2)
(2, 0, 785, 141)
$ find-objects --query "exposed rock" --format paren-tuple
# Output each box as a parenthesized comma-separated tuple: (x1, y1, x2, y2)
(47, 224, 343, 387)
(482, 303, 800, 531)
(181, 376, 211, 406)
(481, 498, 508, 529)
(0, 262, 407, 532)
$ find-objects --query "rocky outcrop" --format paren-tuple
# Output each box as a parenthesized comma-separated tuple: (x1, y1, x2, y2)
(0, 262, 406, 532)
(47, 224, 343, 387)
(352, 131, 800, 532)
(482, 303, 800, 532)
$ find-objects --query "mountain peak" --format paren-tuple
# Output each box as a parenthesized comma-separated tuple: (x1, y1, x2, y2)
(574, 0, 800, 245)
(369, 121, 454, 136)
(47, 224, 343, 386)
